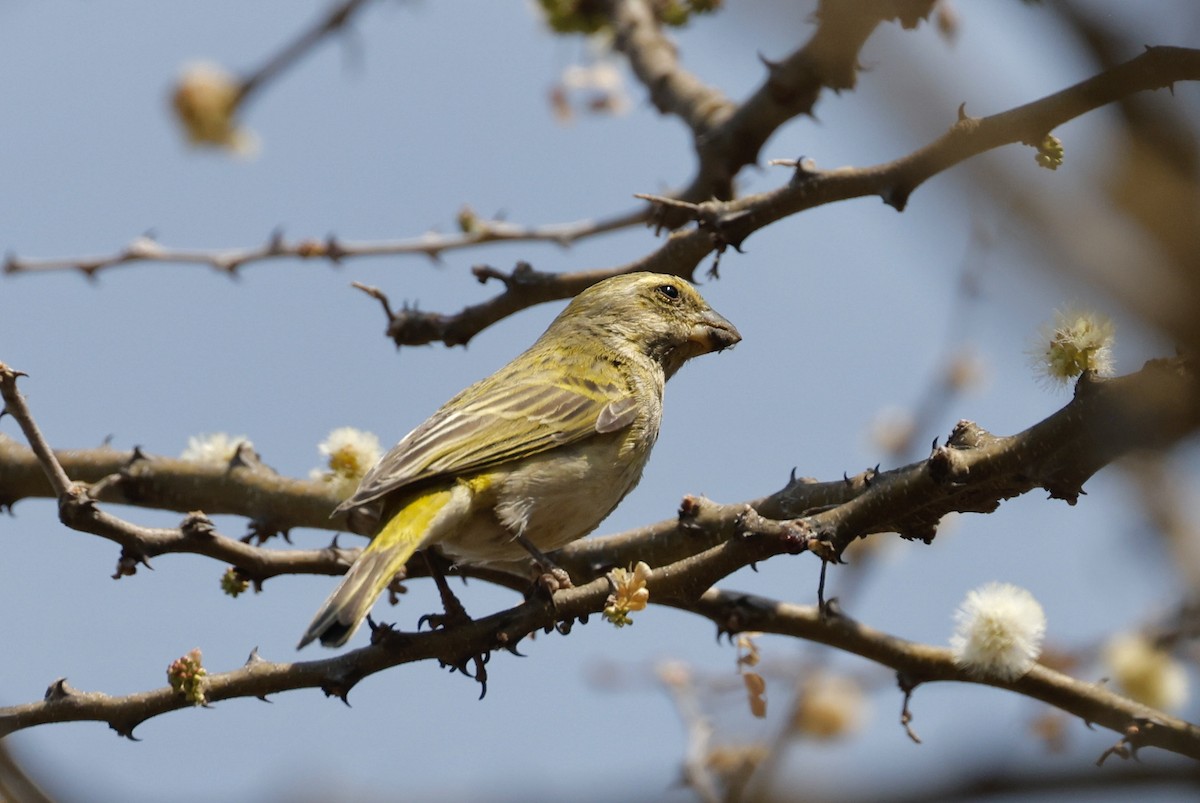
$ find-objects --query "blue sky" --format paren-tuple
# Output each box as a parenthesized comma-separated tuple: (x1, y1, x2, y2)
(2, 2, 1198, 800)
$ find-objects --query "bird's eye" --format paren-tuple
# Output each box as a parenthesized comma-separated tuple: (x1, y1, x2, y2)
(656, 284, 680, 301)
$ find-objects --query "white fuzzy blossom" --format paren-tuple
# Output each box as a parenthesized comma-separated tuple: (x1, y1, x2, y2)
(310, 427, 382, 499)
(180, 433, 252, 466)
(950, 582, 1046, 681)
(1104, 632, 1189, 712)
(1030, 305, 1115, 386)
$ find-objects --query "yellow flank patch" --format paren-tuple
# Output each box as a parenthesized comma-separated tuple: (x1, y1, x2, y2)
(378, 487, 455, 550)
(357, 487, 456, 609)
(459, 473, 493, 494)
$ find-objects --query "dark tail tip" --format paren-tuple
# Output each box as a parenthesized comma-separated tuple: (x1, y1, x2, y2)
(296, 619, 353, 650)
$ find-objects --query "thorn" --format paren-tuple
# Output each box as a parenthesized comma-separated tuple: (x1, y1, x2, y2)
(44, 677, 75, 702)
(326, 235, 346, 263)
(817, 560, 829, 610)
(497, 631, 525, 657)
(321, 678, 355, 707)
(112, 724, 142, 741)
(366, 615, 400, 644)
(880, 185, 910, 212)
(957, 101, 968, 122)
(757, 51, 781, 72)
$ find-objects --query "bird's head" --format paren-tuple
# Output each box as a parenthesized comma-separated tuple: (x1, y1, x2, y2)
(552, 272, 741, 378)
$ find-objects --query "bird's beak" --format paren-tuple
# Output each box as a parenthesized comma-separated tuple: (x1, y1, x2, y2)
(689, 309, 742, 353)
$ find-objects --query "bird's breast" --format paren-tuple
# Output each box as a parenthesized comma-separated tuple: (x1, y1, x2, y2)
(438, 424, 657, 566)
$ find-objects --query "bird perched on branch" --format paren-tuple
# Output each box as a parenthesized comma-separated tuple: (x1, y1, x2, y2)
(299, 272, 740, 648)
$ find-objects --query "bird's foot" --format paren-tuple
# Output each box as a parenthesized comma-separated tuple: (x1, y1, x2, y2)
(418, 550, 474, 631)
(537, 565, 574, 594)
(515, 535, 573, 600)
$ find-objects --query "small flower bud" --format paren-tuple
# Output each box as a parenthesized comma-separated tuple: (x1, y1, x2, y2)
(167, 648, 208, 706)
(220, 567, 250, 598)
(603, 561, 652, 627)
(1035, 134, 1064, 170)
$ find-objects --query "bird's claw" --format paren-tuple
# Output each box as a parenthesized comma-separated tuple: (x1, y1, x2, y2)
(418, 594, 473, 632)
(539, 565, 573, 594)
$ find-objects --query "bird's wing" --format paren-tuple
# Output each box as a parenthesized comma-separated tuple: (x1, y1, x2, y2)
(336, 368, 635, 511)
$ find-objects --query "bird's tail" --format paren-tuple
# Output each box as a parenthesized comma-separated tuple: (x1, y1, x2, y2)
(298, 489, 452, 649)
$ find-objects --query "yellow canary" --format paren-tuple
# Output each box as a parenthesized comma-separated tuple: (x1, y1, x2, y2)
(299, 272, 740, 648)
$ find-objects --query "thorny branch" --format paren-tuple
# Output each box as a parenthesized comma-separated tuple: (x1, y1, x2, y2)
(4, 356, 1198, 584)
(6, 22, 1197, 355)
(2, 209, 647, 279)
(16, 42, 1183, 348)
(4, 563, 1200, 764)
(605, 0, 938, 218)
(2, 355, 1200, 753)
(3, 0, 926, 280)
(352, 44, 1200, 348)
(676, 590, 1200, 762)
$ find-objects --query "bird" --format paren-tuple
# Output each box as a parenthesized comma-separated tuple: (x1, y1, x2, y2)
(298, 271, 740, 648)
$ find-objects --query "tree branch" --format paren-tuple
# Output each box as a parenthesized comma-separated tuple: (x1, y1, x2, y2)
(4, 357, 1198, 588)
(4, 355, 1200, 756)
(10, 46, 1197, 355)
(2, 208, 647, 278)
(344, 44, 1200, 348)
(4, 570, 1198, 766)
(606, 0, 939, 214)
(677, 589, 1200, 762)
(237, 0, 375, 105)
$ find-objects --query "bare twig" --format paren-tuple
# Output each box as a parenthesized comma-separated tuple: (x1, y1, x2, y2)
(237, 0, 375, 105)
(3, 207, 647, 278)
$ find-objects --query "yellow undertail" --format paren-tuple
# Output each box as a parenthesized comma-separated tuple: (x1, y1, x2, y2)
(298, 488, 453, 649)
